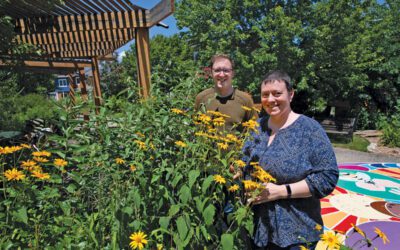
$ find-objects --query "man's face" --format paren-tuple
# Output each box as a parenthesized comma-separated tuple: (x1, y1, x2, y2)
(211, 58, 234, 91)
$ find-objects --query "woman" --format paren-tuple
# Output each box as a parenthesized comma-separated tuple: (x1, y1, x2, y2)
(242, 70, 338, 250)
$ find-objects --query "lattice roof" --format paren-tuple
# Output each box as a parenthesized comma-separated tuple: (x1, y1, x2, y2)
(0, 0, 173, 59)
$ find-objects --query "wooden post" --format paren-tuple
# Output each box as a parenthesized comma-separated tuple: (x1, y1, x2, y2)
(135, 28, 151, 98)
(68, 73, 77, 106)
(79, 68, 89, 121)
(91, 57, 102, 114)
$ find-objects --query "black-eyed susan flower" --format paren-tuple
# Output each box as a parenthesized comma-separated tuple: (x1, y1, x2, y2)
(228, 184, 239, 192)
(32, 151, 51, 157)
(20, 144, 31, 149)
(319, 231, 341, 250)
(234, 160, 246, 168)
(252, 166, 276, 183)
(134, 140, 147, 150)
(213, 117, 225, 127)
(175, 140, 187, 148)
(374, 227, 389, 244)
(0, 146, 22, 154)
(33, 156, 49, 163)
(213, 175, 226, 184)
(31, 171, 50, 180)
(207, 110, 230, 118)
(54, 158, 68, 167)
(4, 168, 25, 181)
(115, 158, 125, 164)
(130, 165, 137, 171)
(129, 231, 148, 250)
(21, 160, 38, 169)
(217, 142, 228, 150)
(197, 114, 212, 124)
(242, 120, 259, 132)
(315, 224, 322, 231)
(242, 180, 263, 191)
(299, 246, 308, 250)
(252, 106, 261, 113)
(171, 108, 184, 114)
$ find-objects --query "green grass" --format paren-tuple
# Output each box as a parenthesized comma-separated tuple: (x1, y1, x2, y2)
(332, 135, 370, 152)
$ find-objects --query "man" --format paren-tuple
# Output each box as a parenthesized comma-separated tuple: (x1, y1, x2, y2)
(195, 54, 257, 131)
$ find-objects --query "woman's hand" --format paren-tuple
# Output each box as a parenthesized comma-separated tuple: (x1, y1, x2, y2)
(250, 183, 286, 205)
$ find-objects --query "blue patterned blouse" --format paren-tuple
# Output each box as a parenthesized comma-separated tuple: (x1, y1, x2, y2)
(242, 115, 338, 248)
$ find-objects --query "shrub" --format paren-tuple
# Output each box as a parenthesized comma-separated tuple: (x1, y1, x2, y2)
(1, 78, 262, 249)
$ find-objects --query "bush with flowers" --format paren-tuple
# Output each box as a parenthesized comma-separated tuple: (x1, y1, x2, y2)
(0, 78, 273, 249)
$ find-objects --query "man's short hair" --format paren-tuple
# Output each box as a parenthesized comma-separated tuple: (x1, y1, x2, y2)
(261, 70, 293, 91)
(210, 54, 235, 69)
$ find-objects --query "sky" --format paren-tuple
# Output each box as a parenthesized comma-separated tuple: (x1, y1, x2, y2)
(116, 0, 181, 61)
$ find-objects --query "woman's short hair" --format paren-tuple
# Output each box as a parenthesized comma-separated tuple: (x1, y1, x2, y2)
(261, 70, 293, 91)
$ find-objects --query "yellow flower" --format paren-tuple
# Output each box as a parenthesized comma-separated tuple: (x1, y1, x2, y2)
(315, 224, 322, 231)
(252, 106, 261, 113)
(157, 243, 163, 250)
(115, 158, 125, 164)
(252, 166, 276, 183)
(228, 184, 239, 192)
(374, 227, 389, 244)
(213, 117, 225, 126)
(31, 171, 50, 180)
(130, 165, 137, 171)
(32, 151, 51, 157)
(242, 120, 259, 132)
(33, 156, 49, 163)
(135, 132, 145, 138)
(213, 175, 226, 184)
(4, 168, 25, 181)
(242, 105, 252, 111)
(171, 108, 184, 114)
(351, 223, 366, 238)
(217, 142, 228, 150)
(20, 144, 31, 149)
(226, 134, 239, 143)
(197, 114, 212, 124)
(195, 132, 207, 137)
(234, 160, 246, 168)
(299, 246, 308, 250)
(0, 146, 22, 154)
(320, 231, 341, 250)
(54, 158, 68, 167)
(242, 180, 263, 191)
(21, 160, 38, 168)
(129, 231, 148, 250)
(207, 110, 230, 118)
(134, 140, 147, 150)
(250, 161, 259, 166)
(175, 140, 187, 148)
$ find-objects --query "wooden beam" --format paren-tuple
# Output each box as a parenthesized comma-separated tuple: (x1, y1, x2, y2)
(91, 57, 102, 113)
(148, 0, 174, 27)
(135, 28, 151, 98)
(0, 60, 92, 68)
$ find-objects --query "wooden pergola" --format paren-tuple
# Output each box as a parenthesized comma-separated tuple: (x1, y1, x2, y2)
(0, 0, 174, 112)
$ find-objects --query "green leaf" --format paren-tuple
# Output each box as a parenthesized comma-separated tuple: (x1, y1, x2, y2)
(202, 204, 215, 226)
(176, 216, 189, 241)
(221, 233, 234, 250)
(178, 185, 191, 204)
(12, 207, 28, 224)
(235, 207, 248, 224)
(159, 216, 171, 230)
(168, 204, 180, 217)
(122, 206, 133, 216)
(202, 175, 214, 194)
(188, 169, 200, 188)
(171, 173, 183, 188)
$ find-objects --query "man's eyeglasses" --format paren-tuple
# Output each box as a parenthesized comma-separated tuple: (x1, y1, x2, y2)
(212, 68, 233, 74)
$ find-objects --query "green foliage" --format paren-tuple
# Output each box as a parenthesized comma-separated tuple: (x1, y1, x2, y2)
(0, 78, 256, 248)
(380, 101, 400, 147)
(332, 135, 370, 152)
(0, 93, 57, 131)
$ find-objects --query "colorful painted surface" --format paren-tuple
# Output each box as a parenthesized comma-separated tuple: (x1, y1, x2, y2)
(320, 163, 400, 250)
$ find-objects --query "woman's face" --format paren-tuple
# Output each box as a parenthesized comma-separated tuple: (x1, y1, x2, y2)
(261, 80, 294, 118)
